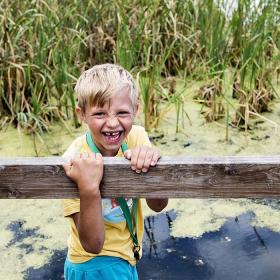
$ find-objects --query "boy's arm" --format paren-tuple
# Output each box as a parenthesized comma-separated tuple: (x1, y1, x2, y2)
(124, 146, 168, 212)
(71, 193, 104, 254)
(64, 152, 105, 254)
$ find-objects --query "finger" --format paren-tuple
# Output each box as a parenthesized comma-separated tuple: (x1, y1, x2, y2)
(88, 151, 96, 157)
(135, 146, 148, 173)
(151, 148, 161, 166)
(80, 152, 87, 158)
(96, 153, 103, 160)
(69, 157, 74, 165)
(63, 162, 72, 176)
(142, 148, 154, 172)
(124, 149, 132, 160)
(130, 147, 140, 171)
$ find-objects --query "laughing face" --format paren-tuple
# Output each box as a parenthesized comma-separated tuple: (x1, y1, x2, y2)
(78, 87, 136, 156)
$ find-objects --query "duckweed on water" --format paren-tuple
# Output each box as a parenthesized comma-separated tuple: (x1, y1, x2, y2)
(0, 200, 68, 280)
(1, 84, 280, 278)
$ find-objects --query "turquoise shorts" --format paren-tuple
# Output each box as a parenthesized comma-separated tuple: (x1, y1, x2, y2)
(64, 256, 138, 280)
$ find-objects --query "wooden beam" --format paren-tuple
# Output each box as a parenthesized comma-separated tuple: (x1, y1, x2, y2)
(1, 156, 280, 199)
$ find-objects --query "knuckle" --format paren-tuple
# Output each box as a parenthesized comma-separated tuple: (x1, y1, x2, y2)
(136, 161, 144, 169)
(131, 148, 138, 157)
(146, 150, 153, 158)
(143, 164, 150, 170)
(138, 154, 145, 162)
(130, 156, 137, 164)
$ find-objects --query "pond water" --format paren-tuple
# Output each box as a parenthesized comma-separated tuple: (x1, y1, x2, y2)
(138, 210, 280, 280)
(1, 80, 280, 279)
(3, 205, 280, 280)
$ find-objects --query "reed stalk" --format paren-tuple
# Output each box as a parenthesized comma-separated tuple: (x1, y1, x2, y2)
(0, 0, 279, 134)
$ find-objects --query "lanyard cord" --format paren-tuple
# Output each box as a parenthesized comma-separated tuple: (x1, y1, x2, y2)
(117, 197, 138, 245)
(85, 132, 140, 256)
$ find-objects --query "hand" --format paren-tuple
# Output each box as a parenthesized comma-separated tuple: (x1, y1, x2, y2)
(63, 152, 103, 196)
(124, 146, 161, 173)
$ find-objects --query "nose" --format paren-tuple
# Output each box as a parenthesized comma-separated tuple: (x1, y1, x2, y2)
(106, 115, 119, 128)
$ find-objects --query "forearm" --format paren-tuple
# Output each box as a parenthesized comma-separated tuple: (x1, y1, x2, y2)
(75, 192, 105, 254)
(146, 198, 168, 212)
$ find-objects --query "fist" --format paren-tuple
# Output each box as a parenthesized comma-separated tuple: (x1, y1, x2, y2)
(63, 152, 103, 196)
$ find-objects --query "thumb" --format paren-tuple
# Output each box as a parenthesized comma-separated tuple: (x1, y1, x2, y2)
(63, 162, 72, 176)
(96, 153, 103, 160)
(124, 149, 132, 159)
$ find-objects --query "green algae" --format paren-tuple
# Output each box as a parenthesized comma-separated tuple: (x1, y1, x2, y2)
(0, 122, 85, 157)
(1, 82, 280, 279)
(0, 200, 69, 280)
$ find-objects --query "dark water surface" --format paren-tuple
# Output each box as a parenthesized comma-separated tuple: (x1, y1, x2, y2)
(138, 211, 280, 280)
(23, 211, 280, 280)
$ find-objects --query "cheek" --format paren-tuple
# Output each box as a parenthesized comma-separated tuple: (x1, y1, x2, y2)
(122, 119, 133, 135)
(87, 120, 102, 132)
(122, 117, 133, 127)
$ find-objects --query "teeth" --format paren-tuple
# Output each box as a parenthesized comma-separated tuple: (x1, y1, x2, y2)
(104, 132, 120, 136)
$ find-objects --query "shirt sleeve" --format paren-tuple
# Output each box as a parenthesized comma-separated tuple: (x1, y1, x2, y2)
(62, 135, 85, 159)
(127, 125, 152, 148)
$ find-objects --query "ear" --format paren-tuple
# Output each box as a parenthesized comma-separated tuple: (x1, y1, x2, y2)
(76, 107, 86, 123)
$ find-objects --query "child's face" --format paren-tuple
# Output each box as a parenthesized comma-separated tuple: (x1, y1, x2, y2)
(79, 87, 136, 156)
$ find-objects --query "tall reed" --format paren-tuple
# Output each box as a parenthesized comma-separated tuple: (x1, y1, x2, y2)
(0, 0, 279, 134)
(230, 0, 278, 129)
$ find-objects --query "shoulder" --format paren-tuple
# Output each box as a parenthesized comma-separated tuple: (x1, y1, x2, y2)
(126, 125, 151, 149)
(129, 125, 146, 136)
(62, 134, 86, 159)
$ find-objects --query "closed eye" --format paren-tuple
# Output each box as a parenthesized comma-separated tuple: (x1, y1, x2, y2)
(92, 112, 106, 117)
(117, 111, 130, 115)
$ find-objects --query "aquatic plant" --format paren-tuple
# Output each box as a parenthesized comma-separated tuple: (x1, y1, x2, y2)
(196, 78, 225, 122)
(0, 0, 83, 133)
(231, 0, 278, 129)
(0, 0, 279, 135)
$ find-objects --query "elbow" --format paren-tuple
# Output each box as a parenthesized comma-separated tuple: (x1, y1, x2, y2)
(154, 207, 165, 213)
(80, 237, 105, 254)
(146, 199, 168, 212)
(153, 205, 167, 212)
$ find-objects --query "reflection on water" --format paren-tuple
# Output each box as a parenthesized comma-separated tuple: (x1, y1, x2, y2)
(138, 211, 280, 280)
(23, 211, 280, 280)
(142, 212, 176, 258)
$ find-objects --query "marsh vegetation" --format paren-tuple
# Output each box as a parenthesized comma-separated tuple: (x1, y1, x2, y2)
(1, 1, 280, 279)
(1, 0, 279, 138)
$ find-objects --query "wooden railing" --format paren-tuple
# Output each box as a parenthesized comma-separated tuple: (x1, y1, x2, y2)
(1, 156, 280, 199)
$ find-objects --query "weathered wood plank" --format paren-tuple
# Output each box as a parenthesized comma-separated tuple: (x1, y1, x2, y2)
(1, 156, 280, 198)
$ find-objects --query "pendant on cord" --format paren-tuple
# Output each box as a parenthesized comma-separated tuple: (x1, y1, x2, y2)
(133, 245, 140, 261)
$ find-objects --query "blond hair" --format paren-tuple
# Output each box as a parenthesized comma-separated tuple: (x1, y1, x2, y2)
(75, 64, 138, 112)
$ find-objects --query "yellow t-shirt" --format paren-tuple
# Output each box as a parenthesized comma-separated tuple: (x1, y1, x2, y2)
(62, 125, 151, 265)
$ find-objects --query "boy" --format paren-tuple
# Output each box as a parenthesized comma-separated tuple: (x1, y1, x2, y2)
(62, 64, 168, 279)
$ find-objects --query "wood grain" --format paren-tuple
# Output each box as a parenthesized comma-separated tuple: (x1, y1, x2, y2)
(1, 156, 280, 198)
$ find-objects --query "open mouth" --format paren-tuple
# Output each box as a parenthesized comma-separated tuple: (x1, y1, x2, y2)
(102, 131, 123, 144)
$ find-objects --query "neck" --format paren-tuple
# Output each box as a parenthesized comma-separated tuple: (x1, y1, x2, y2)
(100, 148, 119, 157)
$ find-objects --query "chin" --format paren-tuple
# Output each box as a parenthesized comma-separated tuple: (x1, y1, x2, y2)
(105, 143, 122, 155)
